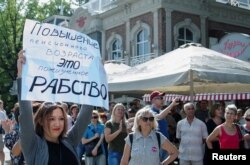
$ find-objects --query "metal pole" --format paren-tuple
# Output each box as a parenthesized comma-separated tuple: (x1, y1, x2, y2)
(60, 0, 64, 15)
(189, 69, 194, 103)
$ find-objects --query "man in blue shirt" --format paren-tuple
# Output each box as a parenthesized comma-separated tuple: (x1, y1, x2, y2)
(150, 91, 179, 161)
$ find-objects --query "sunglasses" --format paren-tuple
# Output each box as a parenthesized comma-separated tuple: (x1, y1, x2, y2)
(141, 116, 154, 122)
(43, 101, 62, 106)
(92, 116, 98, 119)
(155, 96, 164, 100)
(245, 118, 250, 122)
(42, 102, 62, 109)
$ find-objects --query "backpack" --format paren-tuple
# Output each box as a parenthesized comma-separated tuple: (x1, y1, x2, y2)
(129, 131, 161, 160)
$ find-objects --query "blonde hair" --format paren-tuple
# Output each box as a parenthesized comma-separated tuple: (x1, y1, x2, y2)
(132, 106, 158, 132)
(92, 110, 101, 123)
(110, 103, 126, 126)
(243, 109, 250, 118)
(225, 104, 237, 115)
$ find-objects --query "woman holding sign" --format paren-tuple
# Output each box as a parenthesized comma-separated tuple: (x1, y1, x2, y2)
(17, 50, 93, 165)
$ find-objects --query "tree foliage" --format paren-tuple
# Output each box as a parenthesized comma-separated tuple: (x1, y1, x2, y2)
(0, 0, 72, 112)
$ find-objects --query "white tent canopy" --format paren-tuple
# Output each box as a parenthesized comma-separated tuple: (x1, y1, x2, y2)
(104, 62, 131, 75)
(107, 43, 250, 96)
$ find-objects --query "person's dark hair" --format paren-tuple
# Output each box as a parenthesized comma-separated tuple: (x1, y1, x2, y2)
(109, 101, 116, 105)
(219, 101, 225, 106)
(128, 108, 137, 114)
(32, 102, 42, 114)
(69, 104, 79, 115)
(129, 101, 136, 107)
(14, 102, 41, 124)
(99, 113, 107, 119)
(34, 102, 68, 139)
(209, 103, 220, 118)
(14, 106, 20, 124)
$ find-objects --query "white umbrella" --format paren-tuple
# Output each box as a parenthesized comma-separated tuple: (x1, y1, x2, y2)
(108, 43, 250, 97)
(104, 62, 131, 74)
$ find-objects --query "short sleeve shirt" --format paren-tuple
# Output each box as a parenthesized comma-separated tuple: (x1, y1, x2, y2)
(105, 120, 127, 153)
(151, 106, 169, 138)
(83, 123, 105, 138)
(176, 117, 208, 161)
(125, 130, 166, 165)
(83, 123, 105, 152)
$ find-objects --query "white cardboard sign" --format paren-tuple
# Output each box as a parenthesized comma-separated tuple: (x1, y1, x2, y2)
(22, 19, 108, 109)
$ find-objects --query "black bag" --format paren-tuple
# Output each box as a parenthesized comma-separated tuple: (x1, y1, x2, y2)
(85, 126, 103, 157)
(85, 138, 103, 157)
(0, 126, 4, 134)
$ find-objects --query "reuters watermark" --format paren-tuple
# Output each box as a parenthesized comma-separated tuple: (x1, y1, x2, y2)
(212, 153, 246, 160)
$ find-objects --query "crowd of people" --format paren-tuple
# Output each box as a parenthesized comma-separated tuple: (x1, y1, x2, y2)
(1, 96, 249, 165)
(0, 51, 249, 165)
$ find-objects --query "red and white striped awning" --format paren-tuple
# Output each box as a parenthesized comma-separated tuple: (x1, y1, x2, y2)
(142, 93, 250, 102)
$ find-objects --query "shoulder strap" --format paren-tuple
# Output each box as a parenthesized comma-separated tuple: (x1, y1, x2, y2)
(155, 131, 161, 149)
(129, 133, 134, 161)
(155, 131, 161, 160)
(130, 132, 160, 149)
(129, 133, 134, 149)
(129, 132, 161, 160)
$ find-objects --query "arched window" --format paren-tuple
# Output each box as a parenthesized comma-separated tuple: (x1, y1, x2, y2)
(173, 18, 200, 48)
(111, 40, 122, 60)
(177, 27, 193, 46)
(106, 33, 123, 61)
(136, 29, 149, 56)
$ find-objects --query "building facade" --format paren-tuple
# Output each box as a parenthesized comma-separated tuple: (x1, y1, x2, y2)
(61, 0, 250, 66)
(42, 0, 250, 107)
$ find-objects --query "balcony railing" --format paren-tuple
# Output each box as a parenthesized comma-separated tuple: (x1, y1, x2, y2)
(106, 53, 157, 66)
(216, 0, 250, 10)
(130, 53, 157, 66)
(105, 59, 126, 64)
(83, 0, 118, 14)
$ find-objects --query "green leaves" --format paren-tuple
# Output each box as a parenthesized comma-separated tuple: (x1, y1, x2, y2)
(0, 0, 72, 111)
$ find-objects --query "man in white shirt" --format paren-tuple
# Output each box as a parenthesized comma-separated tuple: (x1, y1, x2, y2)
(176, 102, 208, 165)
(0, 100, 7, 165)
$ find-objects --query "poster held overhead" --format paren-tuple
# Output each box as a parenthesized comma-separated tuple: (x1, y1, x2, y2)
(22, 19, 108, 110)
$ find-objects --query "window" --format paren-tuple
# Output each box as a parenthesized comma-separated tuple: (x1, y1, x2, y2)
(173, 18, 200, 48)
(177, 27, 193, 46)
(111, 40, 122, 60)
(136, 30, 149, 56)
(106, 33, 123, 61)
(131, 21, 151, 58)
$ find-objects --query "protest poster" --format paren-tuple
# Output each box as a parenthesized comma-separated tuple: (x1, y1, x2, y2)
(22, 19, 108, 110)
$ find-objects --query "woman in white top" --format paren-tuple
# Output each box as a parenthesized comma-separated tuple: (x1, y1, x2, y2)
(120, 106, 178, 165)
